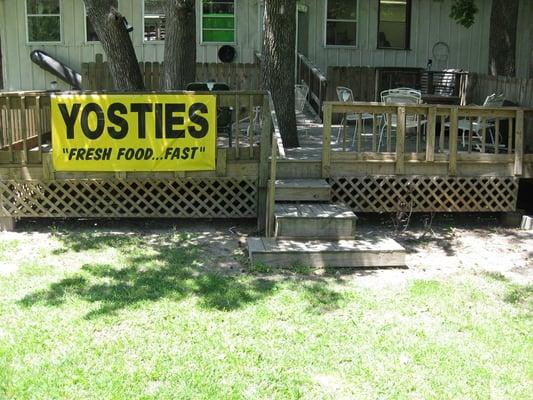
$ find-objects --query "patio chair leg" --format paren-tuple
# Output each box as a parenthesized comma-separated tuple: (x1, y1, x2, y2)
(336, 116, 346, 144)
(378, 124, 386, 151)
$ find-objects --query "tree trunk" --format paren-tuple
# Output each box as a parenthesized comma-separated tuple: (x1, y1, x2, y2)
(262, 0, 298, 148)
(83, 0, 144, 90)
(162, 0, 196, 90)
(488, 0, 519, 77)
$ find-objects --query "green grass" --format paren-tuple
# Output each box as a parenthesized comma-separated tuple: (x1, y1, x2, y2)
(0, 227, 531, 399)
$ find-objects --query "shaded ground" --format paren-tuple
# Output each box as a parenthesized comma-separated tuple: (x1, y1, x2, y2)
(3, 213, 531, 285)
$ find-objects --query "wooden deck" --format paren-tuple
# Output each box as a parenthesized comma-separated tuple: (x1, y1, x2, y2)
(0, 90, 532, 230)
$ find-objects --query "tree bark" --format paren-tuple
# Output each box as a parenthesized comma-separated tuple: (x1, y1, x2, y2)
(83, 0, 144, 90)
(488, 0, 519, 77)
(162, 0, 196, 90)
(262, 0, 298, 148)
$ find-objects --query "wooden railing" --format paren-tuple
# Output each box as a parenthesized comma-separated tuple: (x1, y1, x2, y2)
(264, 93, 284, 237)
(322, 102, 530, 177)
(0, 90, 274, 165)
(0, 91, 51, 165)
(297, 52, 327, 119)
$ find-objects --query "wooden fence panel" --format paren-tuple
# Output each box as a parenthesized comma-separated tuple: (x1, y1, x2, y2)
(82, 55, 260, 91)
(326, 66, 377, 102)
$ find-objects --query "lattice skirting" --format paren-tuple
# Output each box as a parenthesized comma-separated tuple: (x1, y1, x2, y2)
(329, 176, 518, 212)
(0, 178, 257, 218)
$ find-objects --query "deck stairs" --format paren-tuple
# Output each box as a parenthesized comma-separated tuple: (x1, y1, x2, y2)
(247, 179, 406, 268)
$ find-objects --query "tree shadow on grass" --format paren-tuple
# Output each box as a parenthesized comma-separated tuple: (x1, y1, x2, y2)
(19, 230, 277, 318)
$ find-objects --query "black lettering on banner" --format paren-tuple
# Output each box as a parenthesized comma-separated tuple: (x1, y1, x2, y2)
(85, 148, 95, 160)
(58, 103, 81, 139)
(117, 147, 153, 160)
(188, 103, 209, 139)
(80, 103, 105, 140)
(102, 148, 112, 160)
(155, 103, 164, 139)
(130, 103, 152, 139)
(107, 103, 129, 139)
(75, 148, 86, 160)
(165, 103, 185, 139)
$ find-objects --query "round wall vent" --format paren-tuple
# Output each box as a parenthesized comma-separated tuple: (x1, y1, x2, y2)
(218, 45, 236, 63)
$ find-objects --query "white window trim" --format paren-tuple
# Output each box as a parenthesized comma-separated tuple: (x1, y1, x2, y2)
(324, 0, 358, 48)
(143, 0, 166, 43)
(25, 0, 63, 44)
(84, 0, 119, 43)
(200, 0, 237, 45)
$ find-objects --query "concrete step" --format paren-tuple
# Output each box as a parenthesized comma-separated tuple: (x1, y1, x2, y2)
(274, 179, 330, 202)
(275, 203, 356, 239)
(247, 237, 406, 268)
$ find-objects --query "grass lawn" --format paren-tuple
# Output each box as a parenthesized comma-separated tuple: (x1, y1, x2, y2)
(0, 220, 531, 399)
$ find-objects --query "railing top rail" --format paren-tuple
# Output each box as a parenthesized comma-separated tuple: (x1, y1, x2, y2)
(50, 90, 268, 96)
(297, 52, 327, 83)
(324, 101, 533, 113)
(268, 92, 285, 159)
(0, 90, 52, 97)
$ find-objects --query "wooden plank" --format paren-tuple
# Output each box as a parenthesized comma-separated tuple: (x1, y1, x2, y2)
(514, 110, 524, 176)
(257, 96, 271, 233)
(449, 107, 459, 176)
(216, 148, 227, 176)
(395, 107, 406, 174)
(321, 103, 332, 178)
(275, 202, 355, 218)
(274, 179, 330, 202)
(266, 118, 278, 237)
(234, 94, 240, 159)
(20, 97, 28, 164)
(248, 237, 406, 268)
(425, 107, 436, 161)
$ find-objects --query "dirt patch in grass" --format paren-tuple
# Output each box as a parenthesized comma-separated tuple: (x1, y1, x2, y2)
(5, 213, 533, 289)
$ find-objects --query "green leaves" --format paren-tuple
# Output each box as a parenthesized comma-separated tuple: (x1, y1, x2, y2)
(450, 0, 478, 28)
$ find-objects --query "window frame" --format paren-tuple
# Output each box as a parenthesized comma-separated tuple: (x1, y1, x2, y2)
(84, 0, 119, 43)
(324, 0, 358, 48)
(377, 0, 412, 50)
(143, 0, 166, 42)
(200, 0, 237, 45)
(25, 0, 63, 44)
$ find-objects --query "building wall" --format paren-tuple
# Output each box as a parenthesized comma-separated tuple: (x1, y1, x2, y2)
(1, 0, 531, 91)
(0, 0, 261, 91)
(302, 0, 495, 74)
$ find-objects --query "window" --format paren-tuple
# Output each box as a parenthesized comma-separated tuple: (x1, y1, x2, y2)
(86, 0, 118, 42)
(378, 0, 411, 49)
(26, 0, 61, 42)
(144, 0, 166, 41)
(202, 0, 235, 43)
(325, 0, 357, 46)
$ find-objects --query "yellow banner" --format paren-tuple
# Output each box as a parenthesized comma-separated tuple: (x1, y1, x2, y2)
(51, 93, 217, 171)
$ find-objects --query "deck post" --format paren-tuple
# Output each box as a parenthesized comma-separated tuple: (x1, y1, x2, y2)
(257, 95, 272, 233)
(395, 107, 406, 174)
(514, 110, 524, 176)
(425, 107, 437, 162)
(321, 103, 332, 178)
(0, 217, 15, 231)
(449, 107, 459, 176)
